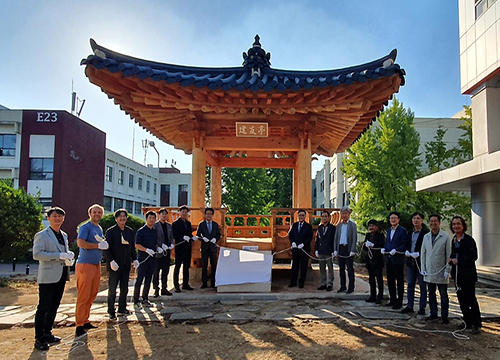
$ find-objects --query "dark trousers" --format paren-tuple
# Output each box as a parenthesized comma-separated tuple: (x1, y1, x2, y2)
(387, 260, 404, 304)
(368, 263, 384, 300)
(407, 265, 427, 311)
(428, 283, 449, 319)
(34, 270, 66, 340)
(108, 266, 130, 314)
(457, 284, 482, 327)
(173, 249, 191, 289)
(338, 245, 355, 291)
(133, 257, 155, 302)
(290, 248, 308, 286)
(201, 250, 217, 286)
(153, 253, 171, 292)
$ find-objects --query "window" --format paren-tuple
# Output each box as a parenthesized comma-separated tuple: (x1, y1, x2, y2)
(106, 166, 113, 182)
(30, 158, 54, 180)
(313, 188, 317, 197)
(129, 174, 134, 188)
(153, 183, 157, 195)
(126, 200, 133, 213)
(114, 198, 123, 210)
(161, 184, 170, 206)
(476, 0, 496, 19)
(330, 198, 335, 208)
(135, 202, 142, 215)
(104, 196, 112, 211)
(38, 198, 52, 213)
(178, 184, 188, 206)
(320, 180, 324, 191)
(146, 180, 150, 193)
(138, 178, 143, 190)
(118, 170, 124, 185)
(330, 169, 336, 184)
(343, 192, 350, 207)
(0, 134, 16, 156)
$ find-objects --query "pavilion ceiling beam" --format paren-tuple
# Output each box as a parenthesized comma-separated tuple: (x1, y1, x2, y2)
(204, 136, 301, 151)
(218, 157, 296, 169)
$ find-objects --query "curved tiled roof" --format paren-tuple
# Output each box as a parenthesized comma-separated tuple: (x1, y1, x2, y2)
(81, 36, 405, 93)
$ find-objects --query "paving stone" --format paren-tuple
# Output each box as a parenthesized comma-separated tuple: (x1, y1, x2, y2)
(294, 305, 313, 312)
(213, 311, 256, 322)
(356, 310, 411, 320)
(158, 307, 183, 315)
(188, 305, 222, 312)
(230, 306, 261, 312)
(304, 299, 330, 305)
(262, 312, 294, 321)
(344, 300, 377, 307)
(294, 310, 339, 320)
(169, 312, 213, 322)
(220, 300, 249, 306)
(0, 310, 36, 325)
(0, 305, 21, 312)
(316, 305, 348, 313)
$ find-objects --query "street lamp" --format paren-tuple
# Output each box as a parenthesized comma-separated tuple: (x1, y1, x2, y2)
(149, 141, 160, 169)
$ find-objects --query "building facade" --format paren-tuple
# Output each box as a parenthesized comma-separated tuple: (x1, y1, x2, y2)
(417, 0, 500, 267)
(159, 167, 192, 207)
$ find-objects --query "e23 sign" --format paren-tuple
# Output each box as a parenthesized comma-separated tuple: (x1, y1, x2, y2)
(36, 112, 58, 122)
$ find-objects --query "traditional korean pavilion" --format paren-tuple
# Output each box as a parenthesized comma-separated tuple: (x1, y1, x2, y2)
(81, 35, 405, 224)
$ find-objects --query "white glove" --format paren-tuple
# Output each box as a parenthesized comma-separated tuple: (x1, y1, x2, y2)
(405, 250, 411, 257)
(133, 260, 140, 269)
(421, 271, 428, 276)
(365, 241, 374, 248)
(380, 248, 386, 254)
(315, 250, 319, 257)
(59, 252, 72, 260)
(203, 237, 209, 243)
(98, 241, 109, 250)
(349, 252, 356, 257)
(183, 235, 190, 241)
(291, 242, 297, 248)
(67, 251, 75, 260)
(162, 244, 168, 251)
(110, 260, 119, 271)
(298, 243, 304, 249)
(411, 252, 419, 259)
(145, 248, 155, 256)
(192, 235, 198, 241)
(390, 249, 396, 256)
(333, 251, 338, 257)
(64, 258, 75, 267)
(94, 234, 105, 242)
(210, 238, 216, 244)
(157, 247, 163, 254)
(169, 244, 174, 250)
(444, 271, 450, 279)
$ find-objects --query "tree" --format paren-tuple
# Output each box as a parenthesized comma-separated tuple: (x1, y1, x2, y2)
(77, 213, 145, 235)
(0, 180, 43, 260)
(268, 168, 292, 208)
(453, 105, 473, 164)
(424, 126, 454, 172)
(342, 98, 422, 228)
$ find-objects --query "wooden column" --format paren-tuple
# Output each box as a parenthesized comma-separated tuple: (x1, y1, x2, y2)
(296, 138, 312, 209)
(191, 140, 206, 225)
(210, 166, 222, 208)
(293, 164, 299, 208)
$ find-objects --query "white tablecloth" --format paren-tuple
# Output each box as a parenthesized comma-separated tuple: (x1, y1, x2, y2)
(215, 247, 272, 286)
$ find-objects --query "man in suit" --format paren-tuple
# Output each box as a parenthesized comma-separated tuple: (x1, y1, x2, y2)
(333, 206, 358, 294)
(402, 212, 429, 315)
(33, 207, 73, 351)
(315, 210, 336, 291)
(382, 211, 408, 309)
(421, 214, 451, 324)
(105, 209, 138, 320)
(197, 207, 222, 289)
(172, 205, 196, 292)
(363, 219, 385, 304)
(288, 209, 313, 288)
(153, 208, 174, 297)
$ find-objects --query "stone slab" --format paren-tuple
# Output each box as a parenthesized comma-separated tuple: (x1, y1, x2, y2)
(169, 312, 213, 322)
(158, 307, 183, 315)
(187, 305, 222, 312)
(262, 311, 294, 321)
(217, 282, 271, 293)
(0, 310, 36, 325)
(219, 300, 249, 306)
(230, 306, 261, 312)
(294, 310, 339, 320)
(213, 311, 256, 322)
(356, 310, 411, 320)
(0, 305, 21, 312)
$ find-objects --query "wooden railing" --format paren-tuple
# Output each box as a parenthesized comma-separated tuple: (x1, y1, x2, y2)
(225, 215, 271, 238)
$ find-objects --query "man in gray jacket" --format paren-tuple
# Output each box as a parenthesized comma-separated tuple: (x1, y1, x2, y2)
(153, 208, 174, 297)
(421, 214, 451, 324)
(333, 206, 358, 293)
(33, 207, 74, 351)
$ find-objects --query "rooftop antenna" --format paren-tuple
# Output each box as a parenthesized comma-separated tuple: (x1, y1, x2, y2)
(71, 80, 86, 117)
(141, 139, 149, 166)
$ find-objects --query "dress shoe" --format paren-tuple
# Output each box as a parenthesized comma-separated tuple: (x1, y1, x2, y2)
(337, 287, 347, 293)
(375, 299, 382, 304)
(108, 313, 117, 321)
(211, 284, 216, 288)
(326, 286, 333, 292)
(346, 289, 354, 294)
(175, 288, 182, 293)
(153, 290, 160, 298)
(161, 290, 172, 296)
(425, 314, 439, 321)
(385, 301, 396, 307)
(134, 301, 142, 308)
(299, 284, 304, 288)
(117, 309, 132, 315)
(288, 283, 296, 288)
(34, 339, 49, 351)
(392, 303, 403, 310)
(44, 334, 61, 344)
(317, 285, 327, 290)
(401, 306, 414, 314)
(182, 285, 194, 291)
(83, 322, 98, 330)
(471, 326, 481, 334)
(201, 283, 207, 289)
(75, 326, 86, 337)
(442, 318, 449, 325)
(142, 299, 153, 307)
(417, 309, 426, 315)
(365, 297, 376, 303)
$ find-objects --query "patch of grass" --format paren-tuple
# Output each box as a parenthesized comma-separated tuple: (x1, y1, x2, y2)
(0, 278, 10, 288)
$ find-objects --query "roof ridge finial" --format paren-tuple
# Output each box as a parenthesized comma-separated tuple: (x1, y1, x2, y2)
(253, 34, 261, 47)
(242, 34, 271, 75)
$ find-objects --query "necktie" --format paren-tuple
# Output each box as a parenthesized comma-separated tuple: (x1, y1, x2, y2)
(208, 221, 212, 234)
(299, 223, 302, 233)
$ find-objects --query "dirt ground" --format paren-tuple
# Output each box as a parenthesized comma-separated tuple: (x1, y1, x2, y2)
(2, 269, 500, 359)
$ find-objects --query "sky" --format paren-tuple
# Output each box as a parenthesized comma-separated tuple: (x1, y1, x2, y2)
(0, 0, 468, 175)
